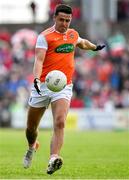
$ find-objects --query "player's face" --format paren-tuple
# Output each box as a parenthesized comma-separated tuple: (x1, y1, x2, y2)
(54, 12, 72, 33)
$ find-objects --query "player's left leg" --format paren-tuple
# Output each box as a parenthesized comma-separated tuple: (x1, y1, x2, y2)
(47, 98, 70, 174)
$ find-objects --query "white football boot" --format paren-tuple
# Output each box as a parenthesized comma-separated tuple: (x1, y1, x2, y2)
(47, 156, 63, 175)
(23, 141, 39, 169)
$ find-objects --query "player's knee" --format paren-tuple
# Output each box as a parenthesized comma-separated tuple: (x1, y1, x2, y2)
(26, 126, 37, 133)
(55, 121, 65, 129)
(55, 117, 65, 129)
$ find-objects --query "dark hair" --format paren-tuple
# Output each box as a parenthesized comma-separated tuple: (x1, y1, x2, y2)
(54, 4, 72, 16)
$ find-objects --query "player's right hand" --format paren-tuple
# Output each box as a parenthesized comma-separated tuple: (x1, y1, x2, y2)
(93, 45, 105, 51)
(34, 78, 41, 95)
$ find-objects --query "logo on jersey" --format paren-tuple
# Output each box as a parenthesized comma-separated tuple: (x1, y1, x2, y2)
(69, 33, 74, 39)
(55, 43, 74, 53)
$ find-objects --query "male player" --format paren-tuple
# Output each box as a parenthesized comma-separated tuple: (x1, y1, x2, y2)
(23, 4, 105, 174)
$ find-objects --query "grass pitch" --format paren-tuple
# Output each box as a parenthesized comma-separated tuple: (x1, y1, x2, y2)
(0, 129, 129, 179)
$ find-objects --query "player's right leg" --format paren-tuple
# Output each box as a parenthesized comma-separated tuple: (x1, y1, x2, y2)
(23, 106, 46, 168)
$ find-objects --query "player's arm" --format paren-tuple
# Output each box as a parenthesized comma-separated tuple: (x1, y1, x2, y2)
(76, 37, 105, 51)
(33, 48, 46, 79)
(33, 34, 48, 95)
(33, 48, 46, 95)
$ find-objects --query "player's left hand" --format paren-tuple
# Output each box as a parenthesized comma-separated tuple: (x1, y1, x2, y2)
(93, 45, 105, 51)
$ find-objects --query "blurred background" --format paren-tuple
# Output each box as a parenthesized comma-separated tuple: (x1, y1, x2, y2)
(0, 0, 129, 131)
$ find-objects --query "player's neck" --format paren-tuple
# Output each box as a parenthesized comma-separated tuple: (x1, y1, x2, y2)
(53, 24, 68, 34)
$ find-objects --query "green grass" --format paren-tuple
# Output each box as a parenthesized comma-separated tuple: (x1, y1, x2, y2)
(0, 129, 129, 179)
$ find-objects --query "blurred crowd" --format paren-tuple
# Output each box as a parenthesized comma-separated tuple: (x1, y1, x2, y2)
(72, 33, 129, 109)
(0, 27, 129, 126)
(0, 28, 35, 126)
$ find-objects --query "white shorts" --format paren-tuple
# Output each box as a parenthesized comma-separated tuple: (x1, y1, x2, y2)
(28, 83, 73, 108)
